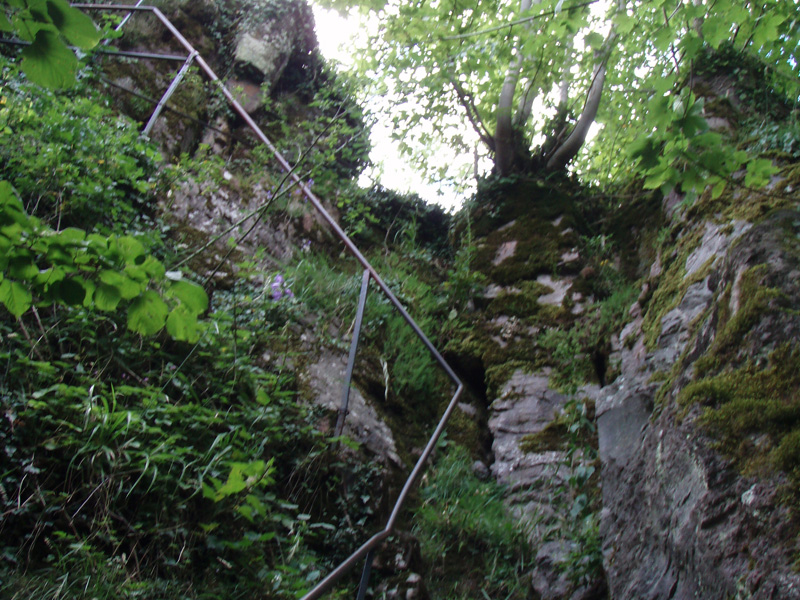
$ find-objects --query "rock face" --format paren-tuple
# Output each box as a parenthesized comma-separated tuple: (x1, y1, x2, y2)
(597, 211, 800, 599)
(302, 350, 403, 467)
(469, 173, 800, 600)
(233, 0, 317, 91)
(489, 371, 568, 492)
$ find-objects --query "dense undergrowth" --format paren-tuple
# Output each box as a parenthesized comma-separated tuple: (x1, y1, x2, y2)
(0, 53, 386, 598)
(0, 46, 521, 598)
(413, 445, 530, 599)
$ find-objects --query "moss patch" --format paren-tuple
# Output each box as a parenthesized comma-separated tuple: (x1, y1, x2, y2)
(485, 280, 569, 322)
(519, 420, 568, 453)
(641, 226, 712, 349)
(679, 344, 800, 489)
(468, 178, 582, 286)
(694, 264, 785, 375)
(687, 160, 799, 225)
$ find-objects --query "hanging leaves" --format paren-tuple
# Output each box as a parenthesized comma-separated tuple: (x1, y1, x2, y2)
(2, 0, 101, 88)
(128, 290, 169, 336)
(316, 0, 799, 193)
(0, 180, 209, 339)
(0, 277, 32, 318)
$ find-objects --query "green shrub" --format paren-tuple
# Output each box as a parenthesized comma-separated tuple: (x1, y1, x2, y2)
(0, 56, 161, 233)
(413, 445, 530, 599)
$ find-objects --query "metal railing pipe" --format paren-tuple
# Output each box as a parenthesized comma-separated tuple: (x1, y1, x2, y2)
(71, 3, 463, 390)
(143, 49, 197, 136)
(334, 269, 371, 438)
(356, 549, 375, 600)
(300, 383, 463, 600)
(67, 7, 468, 597)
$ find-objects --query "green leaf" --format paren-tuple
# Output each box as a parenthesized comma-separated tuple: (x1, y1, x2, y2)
(652, 26, 673, 52)
(642, 163, 676, 190)
(11, 9, 58, 42)
(167, 280, 209, 314)
(628, 136, 662, 170)
(113, 235, 146, 263)
(702, 15, 731, 49)
(99, 270, 141, 300)
(35, 266, 65, 287)
(584, 31, 604, 49)
(128, 290, 168, 336)
(711, 179, 727, 200)
(679, 114, 708, 137)
(166, 306, 202, 343)
(140, 255, 166, 279)
(56, 227, 87, 243)
(752, 13, 785, 49)
(0, 11, 12, 32)
(213, 461, 267, 501)
(95, 282, 122, 311)
(45, 0, 100, 49)
(0, 278, 32, 317)
(613, 12, 635, 35)
(51, 277, 87, 305)
(20, 29, 77, 89)
(744, 158, 778, 188)
(679, 32, 703, 60)
(8, 255, 38, 280)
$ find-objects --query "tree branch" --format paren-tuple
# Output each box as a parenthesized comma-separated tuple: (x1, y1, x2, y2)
(546, 29, 616, 170)
(441, 0, 599, 41)
(448, 73, 495, 150)
(514, 46, 546, 127)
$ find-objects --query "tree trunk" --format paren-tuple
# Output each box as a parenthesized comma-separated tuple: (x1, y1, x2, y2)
(545, 61, 607, 170)
(494, 0, 535, 176)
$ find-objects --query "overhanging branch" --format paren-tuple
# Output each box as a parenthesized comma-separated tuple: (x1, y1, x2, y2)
(441, 0, 598, 41)
(448, 73, 495, 150)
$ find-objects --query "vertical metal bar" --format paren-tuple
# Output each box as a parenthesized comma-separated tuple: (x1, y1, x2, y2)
(334, 269, 371, 438)
(113, 0, 145, 33)
(142, 50, 196, 136)
(81, 4, 463, 389)
(355, 550, 374, 600)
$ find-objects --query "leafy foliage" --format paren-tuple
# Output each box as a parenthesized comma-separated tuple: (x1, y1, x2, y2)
(0, 55, 162, 231)
(319, 0, 799, 191)
(0, 0, 101, 88)
(0, 179, 208, 340)
(0, 313, 347, 598)
(0, 40, 382, 597)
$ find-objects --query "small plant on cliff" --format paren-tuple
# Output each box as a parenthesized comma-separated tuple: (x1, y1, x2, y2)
(412, 444, 531, 599)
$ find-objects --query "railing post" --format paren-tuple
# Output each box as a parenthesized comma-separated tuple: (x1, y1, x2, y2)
(62, 8, 469, 598)
(355, 549, 374, 600)
(334, 269, 371, 438)
(143, 49, 197, 136)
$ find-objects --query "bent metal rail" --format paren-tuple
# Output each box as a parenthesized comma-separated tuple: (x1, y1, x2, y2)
(67, 4, 465, 598)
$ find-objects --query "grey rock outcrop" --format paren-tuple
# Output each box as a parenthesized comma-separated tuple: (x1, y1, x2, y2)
(233, 0, 318, 91)
(597, 212, 800, 599)
(302, 350, 403, 467)
(489, 371, 569, 492)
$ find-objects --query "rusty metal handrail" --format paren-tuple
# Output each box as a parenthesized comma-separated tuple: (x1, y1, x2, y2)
(69, 5, 466, 597)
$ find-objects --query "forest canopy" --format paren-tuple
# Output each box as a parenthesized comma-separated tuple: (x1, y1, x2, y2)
(318, 0, 799, 196)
